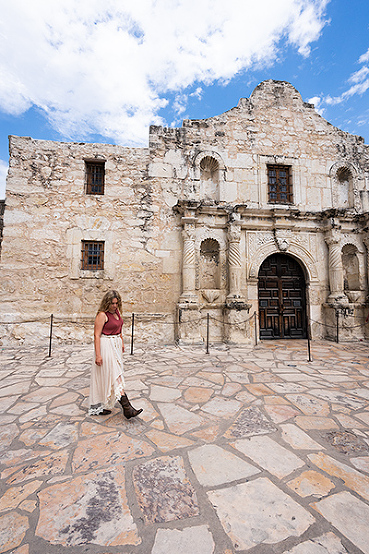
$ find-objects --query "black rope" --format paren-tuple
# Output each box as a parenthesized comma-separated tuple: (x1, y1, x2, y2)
(208, 313, 255, 325)
(0, 313, 367, 331)
(310, 318, 333, 329)
(310, 317, 368, 330)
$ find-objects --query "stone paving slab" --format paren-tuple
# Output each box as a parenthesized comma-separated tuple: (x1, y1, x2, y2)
(1, 339, 369, 553)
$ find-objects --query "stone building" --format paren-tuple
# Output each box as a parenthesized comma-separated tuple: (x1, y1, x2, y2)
(0, 199, 4, 255)
(1, 79, 369, 345)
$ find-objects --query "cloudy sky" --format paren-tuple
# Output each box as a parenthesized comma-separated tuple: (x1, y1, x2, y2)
(0, 0, 368, 198)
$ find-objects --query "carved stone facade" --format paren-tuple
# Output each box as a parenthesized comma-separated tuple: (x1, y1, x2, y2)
(1, 79, 369, 345)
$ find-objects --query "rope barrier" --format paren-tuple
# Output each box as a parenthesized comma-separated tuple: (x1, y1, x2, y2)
(208, 313, 255, 325)
(2, 314, 368, 330)
(309, 319, 338, 330)
(2, 313, 368, 330)
(310, 317, 368, 330)
(1, 309, 368, 359)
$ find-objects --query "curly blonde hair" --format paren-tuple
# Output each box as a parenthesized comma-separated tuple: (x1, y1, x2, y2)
(97, 290, 122, 314)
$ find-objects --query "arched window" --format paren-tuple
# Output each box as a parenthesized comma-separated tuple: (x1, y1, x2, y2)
(200, 239, 220, 289)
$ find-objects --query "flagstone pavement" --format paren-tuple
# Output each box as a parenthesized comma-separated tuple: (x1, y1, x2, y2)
(1, 339, 369, 554)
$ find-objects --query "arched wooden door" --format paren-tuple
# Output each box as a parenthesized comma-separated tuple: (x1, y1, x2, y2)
(258, 254, 307, 339)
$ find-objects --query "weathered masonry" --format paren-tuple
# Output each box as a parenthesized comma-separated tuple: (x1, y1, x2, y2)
(0, 199, 4, 256)
(1, 79, 369, 345)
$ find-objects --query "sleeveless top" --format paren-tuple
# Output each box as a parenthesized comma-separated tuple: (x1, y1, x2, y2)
(102, 310, 123, 335)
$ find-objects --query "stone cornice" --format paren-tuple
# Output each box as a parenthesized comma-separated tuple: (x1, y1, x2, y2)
(174, 200, 364, 233)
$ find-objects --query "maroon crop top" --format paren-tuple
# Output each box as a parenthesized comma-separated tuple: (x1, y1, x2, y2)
(102, 310, 123, 335)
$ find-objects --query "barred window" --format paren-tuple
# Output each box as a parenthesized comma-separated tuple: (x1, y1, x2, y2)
(81, 241, 104, 270)
(267, 165, 292, 204)
(85, 161, 105, 195)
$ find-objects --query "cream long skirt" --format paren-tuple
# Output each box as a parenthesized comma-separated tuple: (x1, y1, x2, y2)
(88, 335, 126, 415)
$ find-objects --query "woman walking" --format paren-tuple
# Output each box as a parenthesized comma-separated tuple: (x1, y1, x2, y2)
(88, 290, 143, 419)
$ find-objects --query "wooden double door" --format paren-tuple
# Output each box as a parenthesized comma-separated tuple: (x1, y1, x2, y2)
(258, 254, 307, 339)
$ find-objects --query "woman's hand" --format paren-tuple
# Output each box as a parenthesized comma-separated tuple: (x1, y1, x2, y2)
(95, 355, 103, 366)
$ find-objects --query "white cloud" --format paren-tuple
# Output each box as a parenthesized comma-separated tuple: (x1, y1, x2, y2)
(0, 0, 328, 146)
(316, 47, 369, 109)
(307, 95, 325, 115)
(349, 66, 369, 84)
(0, 159, 8, 199)
(190, 87, 203, 101)
(359, 48, 369, 64)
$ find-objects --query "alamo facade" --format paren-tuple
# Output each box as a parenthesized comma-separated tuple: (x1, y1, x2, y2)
(1, 79, 369, 346)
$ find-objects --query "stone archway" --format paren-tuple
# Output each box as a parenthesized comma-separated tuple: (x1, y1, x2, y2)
(258, 253, 307, 339)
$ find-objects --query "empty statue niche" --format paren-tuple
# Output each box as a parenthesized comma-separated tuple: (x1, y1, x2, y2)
(335, 166, 354, 209)
(200, 239, 220, 298)
(200, 156, 219, 201)
(342, 244, 361, 301)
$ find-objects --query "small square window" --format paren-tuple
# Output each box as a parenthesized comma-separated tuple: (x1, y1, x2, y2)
(81, 241, 104, 270)
(267, 165, 292, 204)
(85, 161, 105, 195)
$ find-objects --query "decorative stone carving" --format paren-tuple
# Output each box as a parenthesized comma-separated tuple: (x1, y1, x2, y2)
(276, 237, 289, 251)
(202, 289, 220, 303)
(362, 233, 369, 301)
(325, 227, 347, 304)
(180, 218, 197, 303)
(227, 213, 243, 300)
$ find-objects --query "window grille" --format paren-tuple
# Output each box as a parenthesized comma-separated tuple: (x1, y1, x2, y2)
(81, 241, 104, 270)
(267, 165, 292, 204)
(85, 161, 105, 195)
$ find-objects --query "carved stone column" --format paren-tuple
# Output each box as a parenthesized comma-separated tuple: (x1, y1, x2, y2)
(227, 215, 243, 300)
(362, 234, 369, 300)
(225, 213, 251, 343)
(357, 247, 366, 302)
(178, 214, 201, 343)
(325, 229, 347, 304)
(180, 217, 197, 303)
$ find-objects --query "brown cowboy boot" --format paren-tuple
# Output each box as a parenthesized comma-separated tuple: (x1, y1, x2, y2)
(119, 393, 143, 419)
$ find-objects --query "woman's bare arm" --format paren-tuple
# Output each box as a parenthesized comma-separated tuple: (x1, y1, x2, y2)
(94, 312, 107, 366)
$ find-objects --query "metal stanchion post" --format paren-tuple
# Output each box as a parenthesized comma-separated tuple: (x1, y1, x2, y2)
(206, 313, 210, 354)
(306, 313, 312, 362)
(130, 313, 135, 355)
(48, 314, 53, 357)
(254, 311, 257, 346)
(336, 310, 339, 343)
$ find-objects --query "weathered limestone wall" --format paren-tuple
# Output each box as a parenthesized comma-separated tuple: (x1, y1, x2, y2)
(149, 80, 368, 211)
(1, 80, 369, 345)
(0, 137, 182, 344)
(0, 199, 4, 256)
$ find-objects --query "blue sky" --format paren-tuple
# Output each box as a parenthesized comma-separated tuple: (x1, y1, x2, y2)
(0, 0, 368, 199)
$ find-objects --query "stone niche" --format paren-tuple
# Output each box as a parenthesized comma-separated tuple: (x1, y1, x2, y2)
(199, 238, 223, 306)
(342, 244, 365, 303)
(200, 156, 220, 201)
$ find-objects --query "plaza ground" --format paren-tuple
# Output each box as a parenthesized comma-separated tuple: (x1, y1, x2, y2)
(1, 339, 369, 553)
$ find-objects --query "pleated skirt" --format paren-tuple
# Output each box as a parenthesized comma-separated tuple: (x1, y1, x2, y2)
(88, 335, 126, 415)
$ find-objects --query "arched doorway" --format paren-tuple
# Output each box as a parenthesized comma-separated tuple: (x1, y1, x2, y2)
(258, 254, 307, 339)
